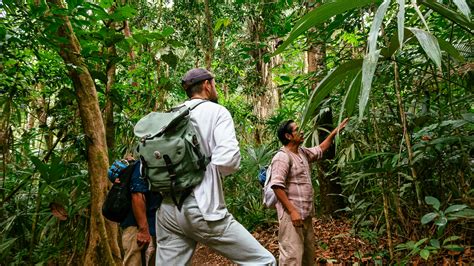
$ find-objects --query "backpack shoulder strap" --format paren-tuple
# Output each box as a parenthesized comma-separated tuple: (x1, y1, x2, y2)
(187, 99, 208, 111)
(278, 148, 293, 169)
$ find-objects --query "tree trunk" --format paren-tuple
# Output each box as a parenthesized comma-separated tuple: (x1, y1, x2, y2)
(248, 16, 279, 144)
(0, 93, 13, 199)
(45, 0, 119, 264)
(204, 0, 214, 70)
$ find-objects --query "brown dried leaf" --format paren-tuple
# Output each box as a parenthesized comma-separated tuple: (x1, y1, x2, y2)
(50, 202, 68, 221)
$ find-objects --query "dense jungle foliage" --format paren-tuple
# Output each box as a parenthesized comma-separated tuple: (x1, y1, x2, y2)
(0, 0, 472, 264)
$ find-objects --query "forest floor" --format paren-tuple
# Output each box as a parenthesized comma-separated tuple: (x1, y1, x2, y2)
(191, 217, 473, 265)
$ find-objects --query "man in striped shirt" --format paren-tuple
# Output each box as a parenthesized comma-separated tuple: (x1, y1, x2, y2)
(270, 118, 348, 265)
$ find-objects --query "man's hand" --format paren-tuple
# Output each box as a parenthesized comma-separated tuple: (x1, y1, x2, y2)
(290, 209, 303, 227)
(337, 118, 349, 132)
(136, 227, 151, 247)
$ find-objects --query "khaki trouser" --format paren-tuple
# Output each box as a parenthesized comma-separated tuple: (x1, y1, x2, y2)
(155, 194, 276, 265)
(122, 226, 156, 266)
(278, 211, 314, 266)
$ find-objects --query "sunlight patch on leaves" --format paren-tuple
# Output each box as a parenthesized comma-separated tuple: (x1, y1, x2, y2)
(408, 27, 442, 69)
(397, 0, 405, 49)
(359, 50, 380, 121)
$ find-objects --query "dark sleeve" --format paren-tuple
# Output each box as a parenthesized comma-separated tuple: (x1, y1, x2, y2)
(130, 161, 149, 193)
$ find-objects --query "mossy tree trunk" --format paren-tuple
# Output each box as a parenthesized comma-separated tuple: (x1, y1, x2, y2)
(45, 0, 120, 264)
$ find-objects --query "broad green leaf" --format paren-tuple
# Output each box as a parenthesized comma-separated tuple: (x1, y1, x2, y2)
(445, 204, 467, 214)
(99, 0, 113, 9)
(453, 0, 471, 20)
(443, 244, 464, 252)
(381, 29, 415, 58)
(342, 71, 362, 117)
(420, 249, 430, 260)
(425, 196, 440, 210)
(420, 0, 474, 34)
(162, 26, 175, 37)
(111, 5, 136, 21)
(301, 59, 363, 127)
(415, 238, 428, 247)
(443, 236, 461, 245)
(430, 239, 440, 249)
(273, 0, 381, 55)
(397, 0, 405, 50)
(368, 0, 390, 54)
(359, 49, 380, 121)
(438, 38, 465, 62)
(443, 235, 461, 244)
(462, 113, 474, 122)
(421, 212, 438, 224)
(408, 27, 442, 69)
(448, 208, 474, 219)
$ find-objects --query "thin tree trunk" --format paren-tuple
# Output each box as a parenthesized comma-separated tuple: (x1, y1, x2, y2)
(104, 8, 122, 261)
(371, 109, 394, 259)
(392, 59, 421, 206)
(45, 0, 118, 264)
(204, 0, 214, 70)
(0, 93, 12, 200)
(123, 20, 138, 88)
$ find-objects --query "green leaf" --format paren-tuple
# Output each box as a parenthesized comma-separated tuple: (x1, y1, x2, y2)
(367, 0, 390, 54)
(99, 0, 113, 9)
(415, 238, 429, 247)
(301, 59, 363, 127)
(420, 249, 430, 260)
(162, 26, 175, 37)
(443, 244, 464, 252)
(273, 0, 381, 55)
(0, 238, 17, 255)
(445, 204, 468, 214)
(438, 38, 465, 62)
(111, 5, 136, 21)
(443, 236, 461, 245)
(359, 49, 380, 121)
(448, 208, 474, 219)
(430, 239, 440, 249)
(397, 0, 405, 50)
(408, 28, 442, 70)
(453, 0, 471, 20)
(434, 216, 448, 227)
(421, 212, 438, 224)
(420, 0, 474, 34)
(425, 196, 440, 211)
(342, 71, 362, 116)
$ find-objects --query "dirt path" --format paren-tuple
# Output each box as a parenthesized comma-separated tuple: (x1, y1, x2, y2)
(191, 217, 473, 265)
(191, 218, 379, 265)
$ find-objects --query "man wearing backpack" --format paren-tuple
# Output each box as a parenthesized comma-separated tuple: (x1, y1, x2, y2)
(270, 118, 348, 265)
(108, 159, 161, 265)
(154, 68, 276, 265)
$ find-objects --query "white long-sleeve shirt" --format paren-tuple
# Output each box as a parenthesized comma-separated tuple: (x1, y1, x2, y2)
(184, 99, 241, 221)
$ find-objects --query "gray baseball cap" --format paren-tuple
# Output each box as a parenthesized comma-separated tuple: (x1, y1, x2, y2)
(181, 68, 214, 90)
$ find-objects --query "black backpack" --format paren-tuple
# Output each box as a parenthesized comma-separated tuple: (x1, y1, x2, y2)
(102, 160, 137, 223)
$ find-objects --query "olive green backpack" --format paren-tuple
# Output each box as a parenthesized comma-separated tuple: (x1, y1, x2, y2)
(134, 100, 209, 210)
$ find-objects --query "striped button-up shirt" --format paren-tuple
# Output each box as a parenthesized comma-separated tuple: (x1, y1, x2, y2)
(270, 146, 323, 220)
